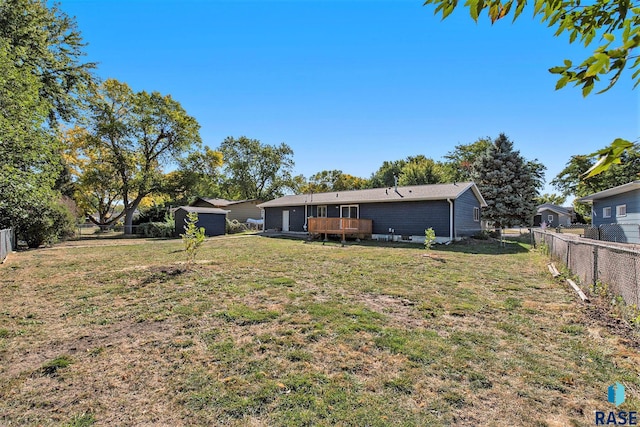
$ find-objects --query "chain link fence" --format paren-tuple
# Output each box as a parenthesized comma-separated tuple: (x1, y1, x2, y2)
(1, 228, 15, 263)
(532, 229, 640, 307)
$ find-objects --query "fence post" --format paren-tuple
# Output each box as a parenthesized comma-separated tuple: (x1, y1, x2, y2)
(593, 245, 598, 288)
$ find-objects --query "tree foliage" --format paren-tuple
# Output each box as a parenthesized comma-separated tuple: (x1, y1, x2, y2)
(0, 0, 94, 244)
(299, 170, 369, 193)
(0, 0, 96, 124)
(535, 193, 567, 206)
(424, 0, 640, 96)
(551, 143, 640, 217)
(162, 147, 224, 205)
(70, 79, 202, 233)
(370, 155, 449, 188)
(472, 134, 545, 229)
(443, 138, 493, 182)
(219, 136, 295, 200)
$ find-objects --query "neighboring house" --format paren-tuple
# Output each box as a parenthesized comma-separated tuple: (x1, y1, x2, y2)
(190, 198, 262, 223)
(578, 180, 640, 244)
(257, 182, 487, 243)
(174, 206, 228, 237)
(534, 204, 573, 227)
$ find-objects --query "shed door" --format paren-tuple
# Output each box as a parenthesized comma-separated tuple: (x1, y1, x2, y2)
(282, 210, 290, 232)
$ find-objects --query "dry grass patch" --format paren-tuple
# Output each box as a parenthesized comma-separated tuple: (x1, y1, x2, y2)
(0, 235, 638, 426)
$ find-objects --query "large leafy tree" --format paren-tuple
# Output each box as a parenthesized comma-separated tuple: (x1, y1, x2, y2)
(535, 193, 567, 206)
(219, 136, 295, 200)
(423, 0, 638, 176)
(0, 0, 95, 124)
(472, 134, 545, 232)
(443, 138, 492, 182)
(299, 170, 370, 193)
(397, 156, 448, 186)
(369, 155, 448, 188)
(162, 147, 224, 205)
(551, 143, 640, 217)
(71, 79, 202, 234)
(0, 0, 95, 245)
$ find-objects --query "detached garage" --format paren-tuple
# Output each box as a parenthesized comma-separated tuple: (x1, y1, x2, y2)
(174, 206, 228, 237)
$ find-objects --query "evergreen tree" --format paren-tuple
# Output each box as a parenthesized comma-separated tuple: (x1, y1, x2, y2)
(472, 134, 545, 232)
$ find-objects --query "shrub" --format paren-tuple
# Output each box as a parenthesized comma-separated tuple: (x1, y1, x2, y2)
(21, 198, 76, 248)
(226, 218, 247, 234)
(136, 221, 175, 238)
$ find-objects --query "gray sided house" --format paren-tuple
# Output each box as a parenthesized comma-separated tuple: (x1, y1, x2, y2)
(257, 182, 487, 243)
(190, 198, 262, 223)
(534, 204, 573, 227)
(174, 206, 228, 237)
(578, 181, 640, 244)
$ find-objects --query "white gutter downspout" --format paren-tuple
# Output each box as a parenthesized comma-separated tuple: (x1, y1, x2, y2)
(304, 204, 308, 232)
(447, 198, 454, 242)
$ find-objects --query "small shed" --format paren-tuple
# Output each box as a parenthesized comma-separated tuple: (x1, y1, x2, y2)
(174, 206, 228, 237)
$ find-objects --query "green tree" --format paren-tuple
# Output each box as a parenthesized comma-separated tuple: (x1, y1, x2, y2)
(370, 155, 448, 188)
(551, 143, 640, 217)
(300, 170, 370, 193)
(369, 160, 407, 188)
(423, 0, 638, 176)
(73, 79, 202, 234)
(162, 147, 224, 205)
(443, 138, 492, 182)
(535, 193, 567, 206)
(0, 0, 94, 244)
(472, 134, 545, 235)
(397, 156, 448, 186)
(0, 0, 95, 124)
(219, 136, 295, 200)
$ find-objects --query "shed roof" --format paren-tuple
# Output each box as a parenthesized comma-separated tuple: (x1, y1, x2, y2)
(257, 182, 487, 208)
(578, 181, 640, 203)
(176, 206, 229, 215)
(192, 198, 259, 207)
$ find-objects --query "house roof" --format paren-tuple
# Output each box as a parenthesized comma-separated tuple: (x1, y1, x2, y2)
(537, 203, 571, 216)
(578, 181, 640, 203)
(176, 206, 229, 215)
(257, 182, 487, 208)
(192, 198, 259, 207)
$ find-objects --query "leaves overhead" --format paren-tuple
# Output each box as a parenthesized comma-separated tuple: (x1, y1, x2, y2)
(425, 0, 640, 95)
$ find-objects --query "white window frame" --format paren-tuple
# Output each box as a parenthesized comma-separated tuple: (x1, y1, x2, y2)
(616, 204, 627, 217)
(547, 214, 554, 223)
(340, 205, 359, 219)
(473, 207, 480, 222)
(317, 205, 327, 218)
(603, 207, 612, 218)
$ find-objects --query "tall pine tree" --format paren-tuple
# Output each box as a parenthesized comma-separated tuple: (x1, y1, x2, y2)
(472, 134, 545, 234)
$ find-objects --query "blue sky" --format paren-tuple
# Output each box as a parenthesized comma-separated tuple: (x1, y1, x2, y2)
(59, 0, 638, 197)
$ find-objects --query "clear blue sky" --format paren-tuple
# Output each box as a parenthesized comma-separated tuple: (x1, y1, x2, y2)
(59, 0, 639, 197)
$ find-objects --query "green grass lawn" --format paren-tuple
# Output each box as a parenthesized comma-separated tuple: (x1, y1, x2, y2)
(0, 235, 638, 426)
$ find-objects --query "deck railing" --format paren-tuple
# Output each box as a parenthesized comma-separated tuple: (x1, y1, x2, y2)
(307, 217, 372, 235)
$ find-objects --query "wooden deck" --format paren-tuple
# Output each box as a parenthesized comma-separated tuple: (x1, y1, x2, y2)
(308, 217, 372, 240)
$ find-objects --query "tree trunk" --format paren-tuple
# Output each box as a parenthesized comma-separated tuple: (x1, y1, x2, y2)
(123, 197, 144, 235)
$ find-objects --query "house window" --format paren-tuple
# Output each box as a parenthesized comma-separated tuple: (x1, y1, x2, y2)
(548, 214, 554, 223)
(603, 207, 612, 218)
(340, 205, 359, 218)
(616, 204, 627, 217)
(473, 207, 480, 222)
(317, 206, 327, 218)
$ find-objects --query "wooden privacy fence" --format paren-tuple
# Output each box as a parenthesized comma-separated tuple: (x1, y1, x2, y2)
(308, 217, 372, 241)
(532, 229, 640, 307)
(1, 228, 15, 263)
